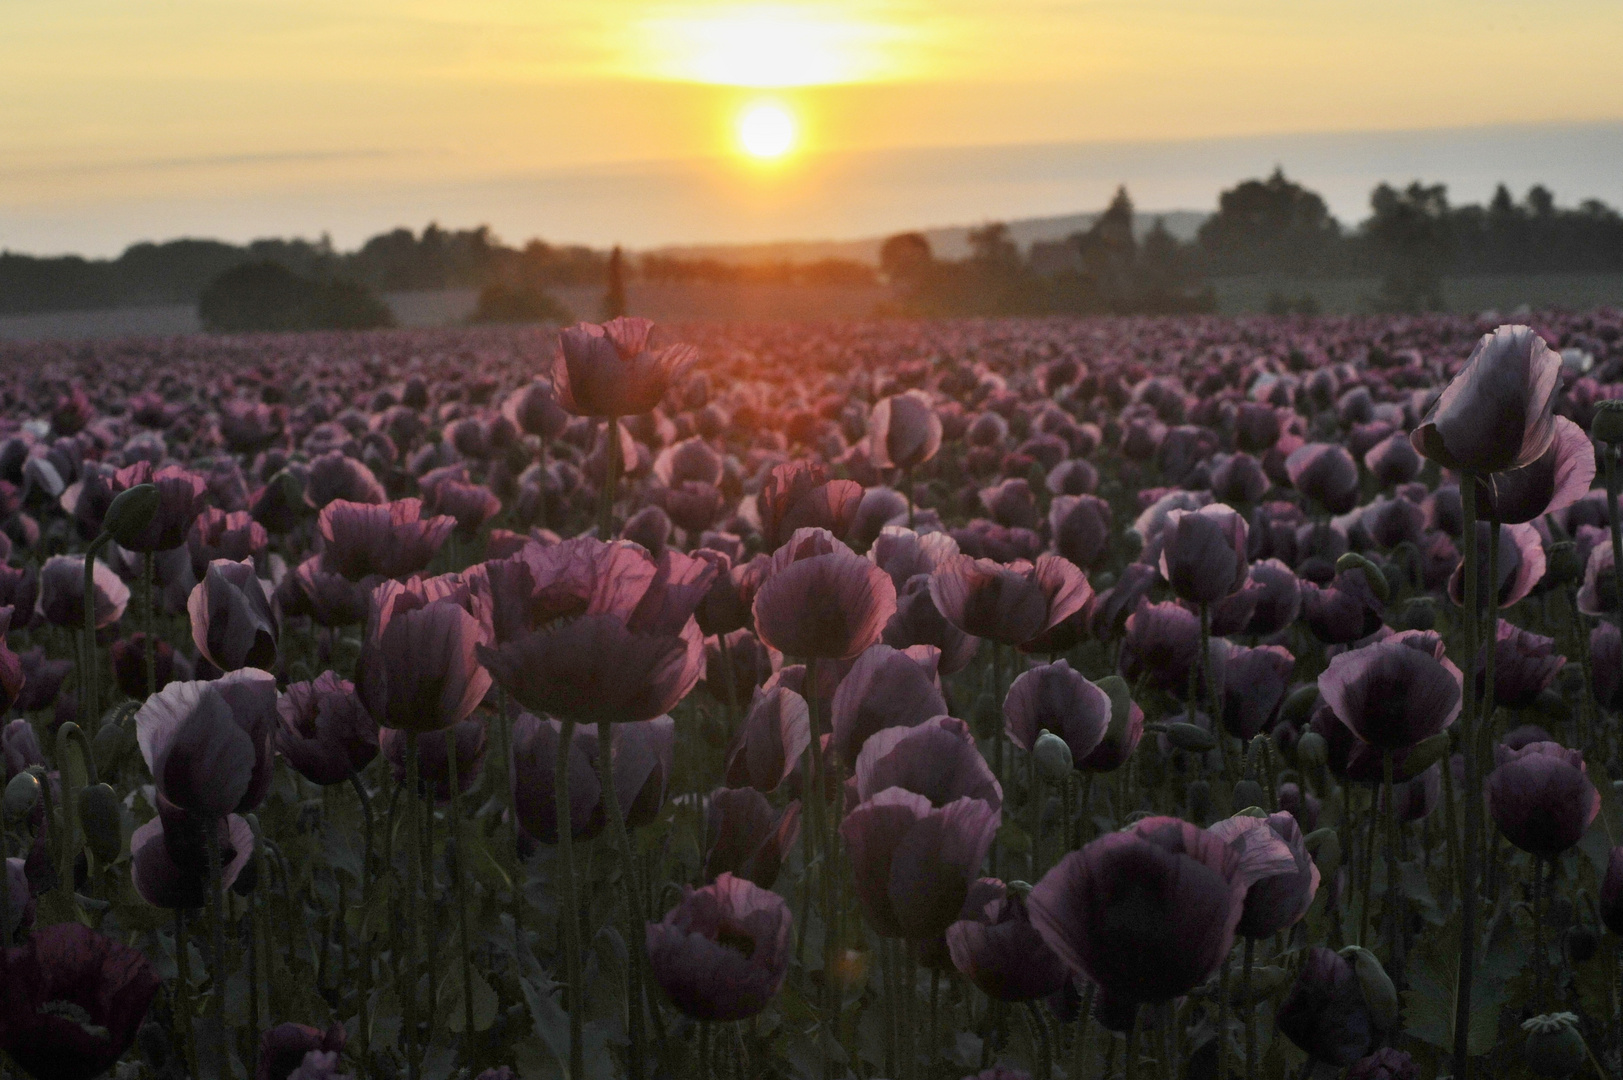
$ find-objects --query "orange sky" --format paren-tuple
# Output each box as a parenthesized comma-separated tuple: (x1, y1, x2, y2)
(4, 1, 1622, 253)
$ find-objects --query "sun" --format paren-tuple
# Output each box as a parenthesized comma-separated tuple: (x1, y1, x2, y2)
(738, 103, 797, 159)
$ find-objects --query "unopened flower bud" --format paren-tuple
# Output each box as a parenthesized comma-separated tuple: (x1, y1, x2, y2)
(102, 484, 160, 548)
(1033, 730, 1073, 782)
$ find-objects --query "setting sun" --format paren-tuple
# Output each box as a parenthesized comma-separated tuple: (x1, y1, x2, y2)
(738, 102, 798, 159)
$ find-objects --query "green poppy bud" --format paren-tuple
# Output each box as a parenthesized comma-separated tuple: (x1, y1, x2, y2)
(102, 483, 161, 549)
(1033, 730, 1073, 782)
(4, 771, 40, 820)
(1166, 722, 1216, 753)
(1296, 731, 1329, 768)
(1590, 400, 1623, 444)
(77, 783, 122, 865)
(1340, 946, 1399, 1031)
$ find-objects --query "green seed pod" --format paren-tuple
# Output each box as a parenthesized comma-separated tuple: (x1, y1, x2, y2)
(4, 771, 40, 820)
(1296, 731, 1329, 768)
(1165, 722, 1216, 753)
(1281, 683, 1321, 726)
(77, 783, 122, 865)
(92, 721, 132, 777)
(1590, 400, 1623, 444)
(1033, 730, 1074, 783)
(1522, 1013, 1588, 1077)
(1400, 597, 1436, 632)
(1339, 946, 1399, 1031)
(1397, 731, 1452, 780)
(1232, 779, 1266, 811)
(1546, 541, 1584, 587)
(1305, 827, 1342, 876)
(101, 483, 161, 548)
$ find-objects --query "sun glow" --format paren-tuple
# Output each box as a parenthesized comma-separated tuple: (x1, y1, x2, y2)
(639, 4, 909, 87)
(737, 102, 797, 159)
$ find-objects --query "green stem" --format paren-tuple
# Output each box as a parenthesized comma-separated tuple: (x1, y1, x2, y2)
(1453, 474, 1481, 1080)
(598, 416, 621, 539)
(1243, 936, 1257, 1080)
(447, 733, 475, 1056)
(404, 732, 421, 1080)
(554, 719, 584, 1080)
(204, 819, 228, 1080)
(1384, 749, 1401, 969)
(348, 773, 374, 1072)
(81, 540, 107, 730)
(143, 550, 156, 698)
(176, 907, 198, 1079)
(597, 718, 648, 1080)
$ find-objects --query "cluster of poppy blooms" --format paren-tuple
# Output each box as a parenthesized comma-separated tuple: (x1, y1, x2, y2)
(0, 305, 1620, 1080)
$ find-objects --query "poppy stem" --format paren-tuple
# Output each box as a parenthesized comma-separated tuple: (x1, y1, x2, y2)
(1606, 444, 1623, 639)
(718, 633, 740, 731)
(403, 732, 421, 1080)
(175, 906, 198, 1078)
(1243, 935, 1257, 1080)
(553, 719, 585, 1080)
(1383, 749, 1401, 975)
(203, 817, 228, 1080)
(143, 549, 156, 697)
(1358, 792, 1377, 947)
(1026, 1000, 1054, 1080)
(1216, 948, 1230, 1080)
(1072, 981, 1095, 1079)
(904, 466, 915, 530)
(446, 733, 475, 1057)
(1562, 582, 1598, 752)
(1453, 473, 1482, 1080)
(81, 537, 107, 732)
(1124, 1014, 1139, 1080)
(1439, 738, 1463, 914)
(598, 416, 621, 540)
(597, 718, 648, 1080)
(347, 772, 374, 1071)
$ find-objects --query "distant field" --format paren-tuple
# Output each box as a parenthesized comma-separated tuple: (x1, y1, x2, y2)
(1211, 273, 1623, 315)
(4, 274, 1619, 340)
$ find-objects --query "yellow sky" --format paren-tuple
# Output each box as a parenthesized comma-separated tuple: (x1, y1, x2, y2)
(3, 1, 1622, 250)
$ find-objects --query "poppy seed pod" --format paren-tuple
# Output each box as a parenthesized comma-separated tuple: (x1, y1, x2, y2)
(645, 873, 792, 1022)
(1033, 731, 1073, 782)
(1521, 1013, 1587, 1078)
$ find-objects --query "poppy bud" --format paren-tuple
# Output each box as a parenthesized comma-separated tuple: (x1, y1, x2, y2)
(1282, 684, 1320, 725)
(1305, 828, 1342, 876)
(1339, 946, 1399, 1031)
(1033, 730, 1073, 782)
(78, 783, 122, 864)
(93, 721, 132, 777)
(1397, 732, 1452, 780)
(1166, 722, 1216, 753)
(1233, 779, 1266, 811)
(1335, 554, 1390, 603)
(1591, 401, 1623, 444)
(4, 770, 39, 819)
(102, 483, 160, 548)
(1547, 541, 1584, 586)
(1565, 924, 1599, 964)
(1399, 597, 1436, 631)
(1521, 1012, 1587, 1077)
(1186, 779, 1213, 821)
(1297, 732, 1329, 768)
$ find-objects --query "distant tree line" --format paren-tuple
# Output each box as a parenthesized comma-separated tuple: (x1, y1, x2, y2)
(639, 255, 878, 287)
(0, 225, 606, 316)
(882, 170, 1623, 315)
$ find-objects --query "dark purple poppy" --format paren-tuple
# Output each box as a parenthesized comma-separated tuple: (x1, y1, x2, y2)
(36, 555, 129, 629)
(882, 573, 982, 675)
(1027, 816, 1293, 1030)
(110, 462, 208, 552)
(1486, 740, 1600, 856)
(930, 553, 1091, 647)
(276, 671, 378, 785)
(1474, 620, 1565, 710)
(853, 716, 1002, 811)
(1446, 521, 1547, 613)
(109, 633, 182, 699)
(1118, 601, 1201, 694)
(869, 391, 942, 470)
(756, 461, 863, 551)
(292, 557, 374, 628)
(1211, 452, 1269, 505)
(0, 922, 161, 1080)
(187, 507, 269, 579)
(724, 685, 810, 793)
(703, 787, 801, 888)
(645, 873, 792, 1022)
(1158, 504, 1249, 605)
(841, 787, 999, 941)
(1285, 443, 1360, 514)
(1245, 558, 1302, 635)
(359, 577, 492, 734)
(256, 1021, 346, 1080)
(130, 806, 254, 910)
(1299, 569, 1385, 645)
(380, 718, 487, 801)
(946, 885, 1070, 1003)
(553, 317, 697, 418)
(305, 451, 386, 509)
(135, 668, 279, 815)
(1468, 415, 1595, 525)
(2, 718, 42, 780)
(1089, 562, 1158, 641)
(1002, 660, 1109, 767)
(1049, 494, 1113, 571)
(317, 499, 454, 582)
(509, 713, 675, 843)
(753, 541, 896, 661)
(1276, 947, 1377, 1066)
(1411, 324, 1562, 474)
(1219, 644, 1296, 740)
(829, 643, 947, 762)
(1208, 811, 1320, 938)
(1318, 630, 1462, 751)
(14, 647, 69, 713)
(189, 558, 279, 672)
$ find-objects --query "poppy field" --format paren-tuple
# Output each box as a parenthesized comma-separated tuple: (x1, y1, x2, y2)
(2, 308, 1623, 1080)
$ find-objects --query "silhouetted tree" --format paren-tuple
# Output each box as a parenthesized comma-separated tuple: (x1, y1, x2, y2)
(197, 262, 393, 332)
(1198, 168, 1342, 275)
(1366, 182, 1452, 312)
(603, 246, 627, 319)
(879, 232, 933, 285)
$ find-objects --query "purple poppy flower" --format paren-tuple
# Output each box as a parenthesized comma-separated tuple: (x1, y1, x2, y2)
(276, 671, 378, 785)
(1486, 740, 1600, 856)
(509, 713, 675, 843)
(753, 543, 896, 661)
(869, 391, 943, 470)
(358, 577, 492, 735)
(703, 787, 801, 889)
(317, 499, 454, 582)
(1412, 324, 1562, 474)
(381, 717, 487, 802)
(1474, 620, 1565, 710)
(882, 573, 982, 675)
(853, 716, 1002, 811)
(724, 685, 811, 793)
(131, 805, 254, 910)
(552, 317, 697, 418)
(1218, 644, 1296, 740)
(1244, 558, 1302, 635)
(1285, 443, 1360, 514)
(1002, 660, 1109, 767)
(946, 885, 1070, 1003)
(1118, 601, 1201, 694)
(0, 922, 160, 1080)
(189, 558, 279, 672)
(1158, 504, 1249, 605)
(1446, 521, 1547, 613)
(1467, 415, 1595, 525)
(1318, 630, 1462, 751)
(187, 507, 269, 580)
(135, 668, 279, 815)
(841, 787, 999, 941)
(256, 1021, 346, 1080)
(1276, 947, 1376, 1066)
(1208, 810, 1320, 938)
(930, 553, 1091, 647)
(829, 643, 947, 762)
(756, 461, 863, 551)
(36, 555, 129, 629)
(645, 873, 792, 1022)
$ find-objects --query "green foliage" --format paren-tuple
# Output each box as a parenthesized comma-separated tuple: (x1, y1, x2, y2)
(197, 262, 395, 332)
